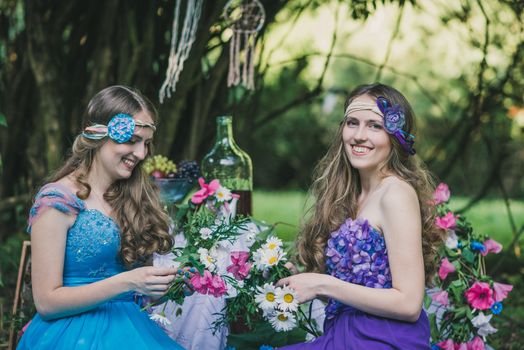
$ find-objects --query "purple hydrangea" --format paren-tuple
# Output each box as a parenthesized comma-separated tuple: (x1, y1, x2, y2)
(324, 218, 392, 319)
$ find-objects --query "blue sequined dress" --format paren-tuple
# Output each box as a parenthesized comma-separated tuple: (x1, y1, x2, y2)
(280, 218, 430, 350)
(17, 183, 184, 349)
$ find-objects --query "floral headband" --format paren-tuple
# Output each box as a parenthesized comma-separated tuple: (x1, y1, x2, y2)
(344, 96, 416, 155)
(82, 113, 156, 144)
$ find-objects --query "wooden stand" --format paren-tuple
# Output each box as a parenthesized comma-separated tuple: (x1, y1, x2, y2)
(7, 240, 31, 350)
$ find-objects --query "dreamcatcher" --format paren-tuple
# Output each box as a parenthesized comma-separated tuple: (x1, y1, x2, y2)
(224, 0, 265, 90)
(159, 0, 204, 103)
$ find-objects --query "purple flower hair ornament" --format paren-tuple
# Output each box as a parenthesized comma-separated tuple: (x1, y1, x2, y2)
(376, 96, 416, 155)
(82, 113, 156, 143)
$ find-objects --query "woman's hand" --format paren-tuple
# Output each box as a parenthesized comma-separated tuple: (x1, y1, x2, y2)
(276, 273, 330, 304)
(124, 266, 176, 297)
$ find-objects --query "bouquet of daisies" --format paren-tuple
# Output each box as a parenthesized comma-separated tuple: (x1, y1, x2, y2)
(148, 178, 319, 338)
(427, 183, 513, 349)
(214, 234, 320, 336)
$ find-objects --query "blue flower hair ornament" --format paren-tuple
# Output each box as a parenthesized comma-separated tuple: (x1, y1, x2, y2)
(376, 96, 416, 155)
(82, 113, 156, 143)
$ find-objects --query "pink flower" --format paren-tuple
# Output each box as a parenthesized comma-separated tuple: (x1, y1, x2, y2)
(191, 178, 220, 204)
(492, 282, 513, 302)
(436, 212, 457, 230)
(434, 183, 451, 205)
(438, 258, 456, 280)
(431, 290, 450, 306)
(227, 251, 252, 280)
(467, 337, 485, 350)
(465, 282, 494, 310)
(437, 340, 469, 350)
(208, 274, 227, 297)
(190, 270, 213, 294)
(481, 239, 502, 256)
(437, 339, 455, 350)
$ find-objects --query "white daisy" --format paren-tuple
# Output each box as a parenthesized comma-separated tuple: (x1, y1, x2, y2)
(255, 248, 286, 270)
(198, 247, 216, 271)
(269, 310, 296, 332)
(199, 227, 213, 240)
(255, 283, 279, 311)
(149, 311, 171, 326)
(215, 186, 232, 202)
(275, 285, 299, 312)
(263, 236, 283, 251)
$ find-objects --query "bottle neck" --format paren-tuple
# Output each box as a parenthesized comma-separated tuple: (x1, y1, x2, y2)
(215, 117, 235, 147)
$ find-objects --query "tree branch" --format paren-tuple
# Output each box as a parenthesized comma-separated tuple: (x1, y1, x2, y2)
(254, 1, 341, 129)
(375, 4, 404, 81)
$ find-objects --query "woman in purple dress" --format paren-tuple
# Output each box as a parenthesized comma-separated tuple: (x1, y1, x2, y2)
(278, 83, 443, 349)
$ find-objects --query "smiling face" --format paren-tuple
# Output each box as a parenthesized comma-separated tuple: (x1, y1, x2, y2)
(342, 94, 392, 173)
(94, 110, 155, 182)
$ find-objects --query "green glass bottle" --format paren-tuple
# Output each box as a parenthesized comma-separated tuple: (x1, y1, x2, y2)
(201, 116, 253, 216)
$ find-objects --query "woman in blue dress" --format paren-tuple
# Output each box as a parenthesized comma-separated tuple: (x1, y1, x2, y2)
(278, 83, 444, 349)
(17, 86, 185, 349)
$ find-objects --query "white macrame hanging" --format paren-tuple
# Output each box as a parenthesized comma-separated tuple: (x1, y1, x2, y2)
(159, 0, 204, 103)
(224, 0, 265, 90)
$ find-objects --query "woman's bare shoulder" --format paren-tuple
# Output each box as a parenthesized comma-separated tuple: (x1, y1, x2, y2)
(379, 176, 418, 209)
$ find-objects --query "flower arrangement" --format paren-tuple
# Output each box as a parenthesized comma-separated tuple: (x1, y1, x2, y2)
(215, 234, 319, 335)
(427, 183, 513, 350)
(148, 178, 318, 340)
(148, 178, 249, 310)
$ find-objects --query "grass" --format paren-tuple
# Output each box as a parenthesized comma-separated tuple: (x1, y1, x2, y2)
(253, 190, 524, 250)
(253, 191, 308, 242)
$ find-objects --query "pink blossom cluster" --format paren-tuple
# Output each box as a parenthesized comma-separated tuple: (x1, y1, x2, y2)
(191, 178, 220, 204)
(227, 251, 252, 280)
(436, 211, 457, 230)
(433, 183, 451, 205)
(437, 336, 485, 350)
(431, 182, 514, 348)
(190, 270, 227, 297)
(464, 281, 513, 310)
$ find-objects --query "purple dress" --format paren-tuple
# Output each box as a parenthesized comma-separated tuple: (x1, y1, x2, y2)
(281, 218, 430, 350)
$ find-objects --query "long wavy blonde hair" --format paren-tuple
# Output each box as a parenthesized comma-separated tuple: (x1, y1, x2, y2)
(47, 85, 172, 267)
(297, 83, 444, 285)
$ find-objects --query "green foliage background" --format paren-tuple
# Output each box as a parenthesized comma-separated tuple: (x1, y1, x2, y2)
(1, 0, 523, 347)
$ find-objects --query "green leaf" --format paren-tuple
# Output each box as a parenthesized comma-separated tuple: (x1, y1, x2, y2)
(424, 294, 433, 309)
(428, 313, 440, 343)
(461, 248, 475, 264)
(188, 255, 205, 275)
(449, 279, 466, 302)
(0, 113, 7, 127)
(465, 307, 473, 320)
(452, 260, 461, 271)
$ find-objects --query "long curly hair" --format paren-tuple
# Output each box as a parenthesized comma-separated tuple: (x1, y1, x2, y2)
(47, 85, 172, 266)
(297, 83, 444, 285)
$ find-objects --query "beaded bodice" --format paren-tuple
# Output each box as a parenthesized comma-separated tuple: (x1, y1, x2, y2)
(29, 183, 127, 283)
